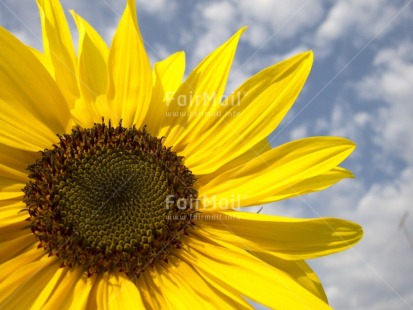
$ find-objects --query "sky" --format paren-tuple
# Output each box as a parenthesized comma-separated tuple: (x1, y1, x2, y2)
(1, 0, 413, 309)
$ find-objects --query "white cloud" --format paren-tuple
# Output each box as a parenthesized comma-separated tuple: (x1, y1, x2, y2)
(191, 1, 238, 61)
(203, 1, 235, 24)
(353, 112, 371, 127)
(312, 99, 373, 150)
(289, 38, 413, 309)
(191, 0, 324, 61)
(136, 0, 176, 16)
(235, 0, 325, 46)
(315, 0, 401, 51)
(259, 165, 413, 307)
(355, 41, 413, 165)
(243, 24, 269, 48)
(289, 125, 308, 140)
(309, 167, 413, 309)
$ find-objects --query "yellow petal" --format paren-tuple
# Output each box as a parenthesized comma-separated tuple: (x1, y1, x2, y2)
(0, 255, 58, 308)
(138, 272, 168, 309)
(92, 273, 145, 309)
(0, 224, 36, 265)
(199, 137, 355, 207)
(0, 186, 24, 200)
(0, 219, 36, 266)
(37, 0, 79, 106)
(0, 221, 30, 245)
(0, 164, 28, 202)
(71, 95, 111, 128)
(195, 210, 363, 260)
(69, 11, 110, 128)
(107, 0, 152, 128)
(68, 272, 97, 310)
(0, 163, 26, 202)
(41, 268, 96, 310)
(183, 51, 313, 175)
(29, 46, 55, 75)
(0, 177, 25, 201)
(153, 264, 204, 309)
(0, 143, 39, 173)
(0, 245, 42, 281)
(155, 256, 252, 309)
(0, 164, 27, 183)
(250, 251, 328, 303)
(197, 137, 271, 186)
(268, 166, 354, 201)
(0, 200, 27, 226)
(0, 233, 35, 263)
(70, 11, 109, 104)
(0, 28, 71, 152)
(161, 28, 246, 152)
(31, 267, 66, 309)
(180, 236, 331, 309)
(145, 51, 186, 137)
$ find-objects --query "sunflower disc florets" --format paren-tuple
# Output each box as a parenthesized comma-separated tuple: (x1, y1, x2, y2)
(23, 120, 198, 278)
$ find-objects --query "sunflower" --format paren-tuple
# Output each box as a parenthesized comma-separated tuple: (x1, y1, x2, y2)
(0, 0, 362, 309)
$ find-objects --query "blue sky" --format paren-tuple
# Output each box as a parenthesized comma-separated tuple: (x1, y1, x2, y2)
(1, 0, 413, 309)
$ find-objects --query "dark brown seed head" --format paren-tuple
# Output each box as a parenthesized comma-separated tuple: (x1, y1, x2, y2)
(23, 120, 198, 278)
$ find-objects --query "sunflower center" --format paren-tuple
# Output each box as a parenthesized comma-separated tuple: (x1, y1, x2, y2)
(23, 120, 197, 278)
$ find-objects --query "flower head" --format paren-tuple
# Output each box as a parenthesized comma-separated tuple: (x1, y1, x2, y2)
(0, 0, 362, 308)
